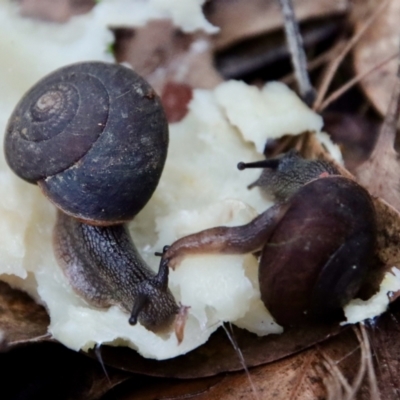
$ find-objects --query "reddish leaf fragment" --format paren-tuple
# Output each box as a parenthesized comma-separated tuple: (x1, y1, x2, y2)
(161, 82, 193, 123)
(173, 303, 190, 344)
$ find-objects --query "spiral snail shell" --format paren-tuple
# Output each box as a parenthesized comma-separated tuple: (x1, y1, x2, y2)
(5, 61, 168, 225)
(4, 62, 181, 334)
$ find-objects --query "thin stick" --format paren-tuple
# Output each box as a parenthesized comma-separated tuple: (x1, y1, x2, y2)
(278, 0, 315, 105)
(222, 323, 261, 400)
(319, 50, 399, 111)
(345, 325, 368, 400)
(313, 0, 390, 111)
(316, 361, 343, 400)
(94, 344, 111, 384)
(320, 352, 352, 396)
(281, 40, 346, 85)
(360, 324, 381, 400)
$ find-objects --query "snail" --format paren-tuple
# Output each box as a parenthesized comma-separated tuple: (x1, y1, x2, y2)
(163, 150, 377, 326)
(4, 61, 181, 334)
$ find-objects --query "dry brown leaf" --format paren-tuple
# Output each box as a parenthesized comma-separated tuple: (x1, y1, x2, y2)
(0, 281, 50, 348)
(352, 0, 399, 116)
(94, 322, 342, 379)
(112, 20, 222, 122)
(16, 0, 95, 23)
(356, 126, 400, 212)
(108, 375, 224, 400)
(206, 0, 349, 51)
(85, 304, 400, 400)
(356, 53, 400, 212)
(123, 329, 365, 400)
(112, 20, 222, 95)
(366, 302, 400, 399)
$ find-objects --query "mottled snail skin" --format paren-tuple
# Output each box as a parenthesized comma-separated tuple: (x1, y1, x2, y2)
(164, 203, 289, 270)
(242, 149, 339, 202)
(55, 211, 178, 331)
(5, 61, 168, 225)
(4, 62, 179, 332)
(164, 152, 377, 326)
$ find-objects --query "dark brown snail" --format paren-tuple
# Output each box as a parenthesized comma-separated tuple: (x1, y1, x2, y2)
(4, 61, 179, 333)
(163, 150, 377, 327)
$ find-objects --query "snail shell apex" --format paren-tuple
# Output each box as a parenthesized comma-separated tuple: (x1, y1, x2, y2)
(5, 62, 168, 225)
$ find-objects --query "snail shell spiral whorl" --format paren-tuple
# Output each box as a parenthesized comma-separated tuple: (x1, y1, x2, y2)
(4, 62, 169, 225)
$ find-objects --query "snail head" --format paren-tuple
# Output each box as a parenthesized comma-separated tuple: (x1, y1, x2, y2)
(238, 150, 339, 202)
(129, 257, 178, 333)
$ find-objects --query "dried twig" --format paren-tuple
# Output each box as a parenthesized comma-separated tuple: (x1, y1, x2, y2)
(222, 323, 261, 400)
(320, 351, 352, 397)
(316, 360, 343, 400)
(278, 0, 315, 105)
(281, 39, 346, 85)
(360, 324, 381, 400)
(313, 0, 390, 111)
(319, 50, 400, 111)
(320, 357, 350, 399)
(345, 325, 368, 400)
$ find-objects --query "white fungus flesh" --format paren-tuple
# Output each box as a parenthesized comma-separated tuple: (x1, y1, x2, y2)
(0, 0, 396, 360)
(343, 268, 400, 324)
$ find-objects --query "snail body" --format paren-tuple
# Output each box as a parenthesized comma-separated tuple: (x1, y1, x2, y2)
(54, 211, 177, 331)
(4, 62, 179, 332)
(164, 151, 377, 326)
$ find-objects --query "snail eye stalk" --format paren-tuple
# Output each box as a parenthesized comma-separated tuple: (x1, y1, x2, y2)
(237, 159, 280, 170)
